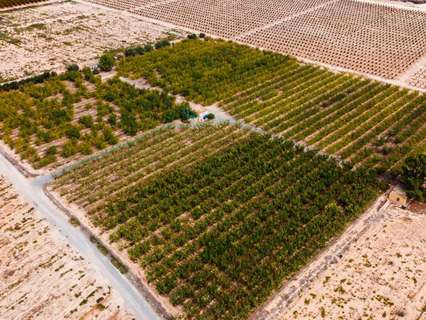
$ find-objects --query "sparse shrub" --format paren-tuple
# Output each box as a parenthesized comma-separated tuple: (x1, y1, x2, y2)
(66, 64, 79, 72)
(98, 53, 115, 72)
(155, 39, 170, 49)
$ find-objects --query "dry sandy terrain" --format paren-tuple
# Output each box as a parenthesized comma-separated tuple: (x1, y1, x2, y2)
(0, 175, 134, 320)
(0, 1, 172, 82)
(275, 204, 426, 320)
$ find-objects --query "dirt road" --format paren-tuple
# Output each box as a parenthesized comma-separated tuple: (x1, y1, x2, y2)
(0, 152, 161, 320)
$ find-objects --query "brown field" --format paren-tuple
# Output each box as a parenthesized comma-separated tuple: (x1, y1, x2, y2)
(134, 0, 329, 38)
(409, 67, 426, 89)
(0, 175, 134, 319)
(0, 1, 171, 82)
(239, 0, 426, 80)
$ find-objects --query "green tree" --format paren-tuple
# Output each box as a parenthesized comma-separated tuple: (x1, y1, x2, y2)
(98, 53, 115, 72)
(401, 154, 426, 201)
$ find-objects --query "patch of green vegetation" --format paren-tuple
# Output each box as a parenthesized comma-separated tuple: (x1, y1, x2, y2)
(117, 38, 289, 105)
(102, 135, 381, 319)
(0, 69, 195, 168)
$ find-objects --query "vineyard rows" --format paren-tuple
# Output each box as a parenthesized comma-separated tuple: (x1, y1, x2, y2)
(119, 39, 426, 173)
(48, 38, 425, 320)
(117, 39, 294, 105)
(57, 135, 380, 319)
(52, 125, 249, 211)
(222, 65, 426, 173)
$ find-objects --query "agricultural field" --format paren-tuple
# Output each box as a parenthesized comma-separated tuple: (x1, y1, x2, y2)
(119, 39, 426, 173)
(134, 0, 329, 39)
(0, 0, 46, 9)
(117, 39, 292, 105)
(279, 204, 426, 320)
(52, 125, 249, 210)
(87, 0, 426, 89)
(0, 70, 195, 171)
(0, 175, 133, 319)
(50, 126, 382, 319)
(0, 1, 171, 82)
(409, 67, 426, 89)
(239, 0, 426, 80)
(49, 38, 424, 318)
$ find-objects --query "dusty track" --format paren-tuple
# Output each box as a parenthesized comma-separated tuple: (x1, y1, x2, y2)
(0, 152, 162, 320)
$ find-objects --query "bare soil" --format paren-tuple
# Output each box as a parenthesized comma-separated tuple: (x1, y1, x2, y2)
(0, 1, 170, 82)
(0, 175, 134, 320)
(274, 204, 426, 320)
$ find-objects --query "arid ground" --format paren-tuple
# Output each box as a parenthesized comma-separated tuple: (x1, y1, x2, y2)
(0, 175, 134, 319)
(0, 1, 172, 82)
(276, 204, 426, 320)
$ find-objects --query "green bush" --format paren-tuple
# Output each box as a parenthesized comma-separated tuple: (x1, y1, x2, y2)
(98, 53, 115, 72)
(154, 39, 170, 50)
(66, 126, 80, 140)
(66, 64, 79, 72)
(205, 113, 215, 120)
(79, 115, 94, 129)
(401, 154, 426, 201)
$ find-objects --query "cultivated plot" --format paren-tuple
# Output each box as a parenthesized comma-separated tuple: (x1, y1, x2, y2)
(0, 1, 169, 82)
(409, 66, 426, 89)
(88, 0, 426, 87)
(118, 39, 426, 173)
(0, 72, 195, 171)
(52, 125, 249, 211)
(134, 0, 329, 38)
(0, 175, 133, 319)
(117, 39, 293, 105)
(50, 126, 381, 319)
(280, 205, 426, 320)
(222, 66, 426, 173)
(240, 0, 426, 79)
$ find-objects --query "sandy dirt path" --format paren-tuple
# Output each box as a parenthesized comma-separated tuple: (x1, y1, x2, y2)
(0, 152, 161, 320)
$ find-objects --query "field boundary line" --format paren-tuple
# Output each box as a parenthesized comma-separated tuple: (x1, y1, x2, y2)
(251, 193, 391, 320)
(233, 0, 342, 41)
(43, 184, 175, 320)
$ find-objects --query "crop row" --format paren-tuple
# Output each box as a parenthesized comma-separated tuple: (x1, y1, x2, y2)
(117, 38, 295, 105)
(52, 125, 249, 212)
(117, 39, 425, 174)
(221, 66, 425, 174)
(99, 135, 381, 319)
